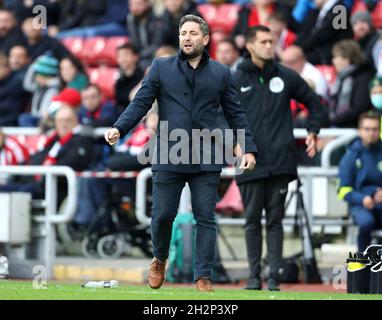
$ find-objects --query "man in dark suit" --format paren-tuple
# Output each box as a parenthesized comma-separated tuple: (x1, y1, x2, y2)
(105, 14, 257, 292)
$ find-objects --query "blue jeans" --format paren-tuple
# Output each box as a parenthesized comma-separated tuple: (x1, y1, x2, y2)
(151, 171, 220, 281)
(57, 22, 127, 39)
(350, 206, 382, 252)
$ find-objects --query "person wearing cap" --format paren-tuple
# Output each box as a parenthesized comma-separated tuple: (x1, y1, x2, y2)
(369, 76, 382, 137)
(338, 111, 382, 251)
(18, 55, 60, 127)
(351, 10, 382, 74)
(39, 87, 82, 132)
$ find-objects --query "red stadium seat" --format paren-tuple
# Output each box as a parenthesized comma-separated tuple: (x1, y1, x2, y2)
(61, 37, 84, 60)
(81, 37, 107, 66)
(212, 4, 241, 34)
(371, 1, 382, 28)
(198, 3, 240, 33)
(88, 66, 119, 100)
(98, 36, 130, 66)
(197, 4, 218, 27)
(351, 0, 367, 14)
(316, 65, 337, 85)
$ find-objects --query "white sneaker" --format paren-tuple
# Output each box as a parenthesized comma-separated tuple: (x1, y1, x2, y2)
(0, 256, 9, 279)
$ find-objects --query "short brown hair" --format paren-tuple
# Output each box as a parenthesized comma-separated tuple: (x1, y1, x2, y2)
(332, 40, 364, 65)
(179, 15, 209, 37)
(358, 111, 381, 128)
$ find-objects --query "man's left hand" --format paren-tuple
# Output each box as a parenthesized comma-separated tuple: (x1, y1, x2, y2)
(305, 133, 317, 158)
(239, 153, 256, 171)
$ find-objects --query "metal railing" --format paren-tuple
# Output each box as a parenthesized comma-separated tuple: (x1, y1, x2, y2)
(0, 165, 77, 278)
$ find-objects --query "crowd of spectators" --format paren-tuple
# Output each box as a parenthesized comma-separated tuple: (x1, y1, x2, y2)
(0, 0, 381, 228)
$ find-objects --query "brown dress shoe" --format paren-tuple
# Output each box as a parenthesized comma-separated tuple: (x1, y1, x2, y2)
(196, 277, 214, 292)
(148, 257, 166, 289)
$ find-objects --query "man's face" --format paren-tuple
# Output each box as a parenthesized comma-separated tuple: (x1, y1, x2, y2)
(179, 21, 209, 59)
(0, 11, 15, 37)
(55, 108, 78, 138)
(281, 47, 305, 73)
(129, 0, 150, 17)
(81, 87, 102, 112)
(352, 20, 371, 40)
(359, 118, 381, 146)
(22, 18, 42, 40)
(314, 0, 327, 8)
(332, 53, 349, 73)
(117, 48, 138, 73)
(216, 42, 239, 67)
(246, 31, 274, 61)
(9, 46, 29, 71)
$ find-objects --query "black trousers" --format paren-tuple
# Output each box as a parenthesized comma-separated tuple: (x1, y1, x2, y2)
(239, 175, 290, 279)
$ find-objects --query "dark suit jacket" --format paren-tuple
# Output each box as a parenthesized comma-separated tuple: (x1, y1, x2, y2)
(113, 50, 257, 173)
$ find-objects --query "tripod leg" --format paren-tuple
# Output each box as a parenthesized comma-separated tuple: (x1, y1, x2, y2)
(217, 226, 238, 261)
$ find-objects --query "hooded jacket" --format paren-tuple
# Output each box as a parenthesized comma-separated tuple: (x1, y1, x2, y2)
(233, 58, 323, 184)
(338, 138, 382, 209)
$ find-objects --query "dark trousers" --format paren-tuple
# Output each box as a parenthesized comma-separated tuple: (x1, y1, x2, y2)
(350, 206, 382, 252)
(239, 175, 290, 280)
(151, 170, 220, 281)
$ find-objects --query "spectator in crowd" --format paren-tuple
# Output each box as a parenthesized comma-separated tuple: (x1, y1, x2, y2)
(0, 129, 29, 166)
(74, 111, 158, 228)
(78, 84, 118, 128)
(50, 0, 128, 38)
(0, 53, 29, 126)
(5, 0, 60, 26)
(8, 45, 30, 75)
(21, 16, 72, 62)
(268, 12, 296, 60)
(327, 39, 374, 128)
(53, 0, 107, 34)
(115, 43, 144, 115)
(369, 76, 382, 137)
(281, 45, 328, 100)
(160, 0, 201, 48)
(294, 0, 353, 65)
(59, 56, 89, 92)
(41, 87, 82, 132)
(232, 0, 293, 51)
(0, 9, 27, 55)
(233, 26, 322, 291)
(0, 106, 94, 205)
(338, 111, 382, 251)
(215, 38, 243, 74)
(351, 11, 382, 75)
(19, 55, 60, 127)
(126, 0, 163, 70)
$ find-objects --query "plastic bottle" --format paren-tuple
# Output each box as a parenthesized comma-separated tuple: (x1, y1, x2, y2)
(0, 256, 9, 279)
(83, 280, 119, 288)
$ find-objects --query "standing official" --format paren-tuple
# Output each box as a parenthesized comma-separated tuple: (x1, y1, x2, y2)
(105, 15, 257, 292)
(234, 25, 323, 291)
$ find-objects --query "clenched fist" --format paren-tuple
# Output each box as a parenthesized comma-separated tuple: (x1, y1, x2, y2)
(104, 128, 120, 146)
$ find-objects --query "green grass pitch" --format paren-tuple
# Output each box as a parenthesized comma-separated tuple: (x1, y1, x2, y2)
(0, 280, 382, 300)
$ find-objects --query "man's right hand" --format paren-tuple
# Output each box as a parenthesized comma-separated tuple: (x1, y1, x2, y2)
(363, 195, 375, 210)
(104, 128, 120, 146)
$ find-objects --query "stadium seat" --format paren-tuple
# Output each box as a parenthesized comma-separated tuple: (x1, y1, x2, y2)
(351, 0, 367, 13)
(198, 3, 240, 33)
(81, 37, 107, 66)
(316, 65, 337, 85)
(98, 36, 130, 66)
(371, 1, 382, 28)
(212, 4, 241, 34)
(88, 66, 119, 99)
(61, 37, 84, 60)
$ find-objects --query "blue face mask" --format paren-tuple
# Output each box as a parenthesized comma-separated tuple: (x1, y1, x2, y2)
(371, 94, 382, 110)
